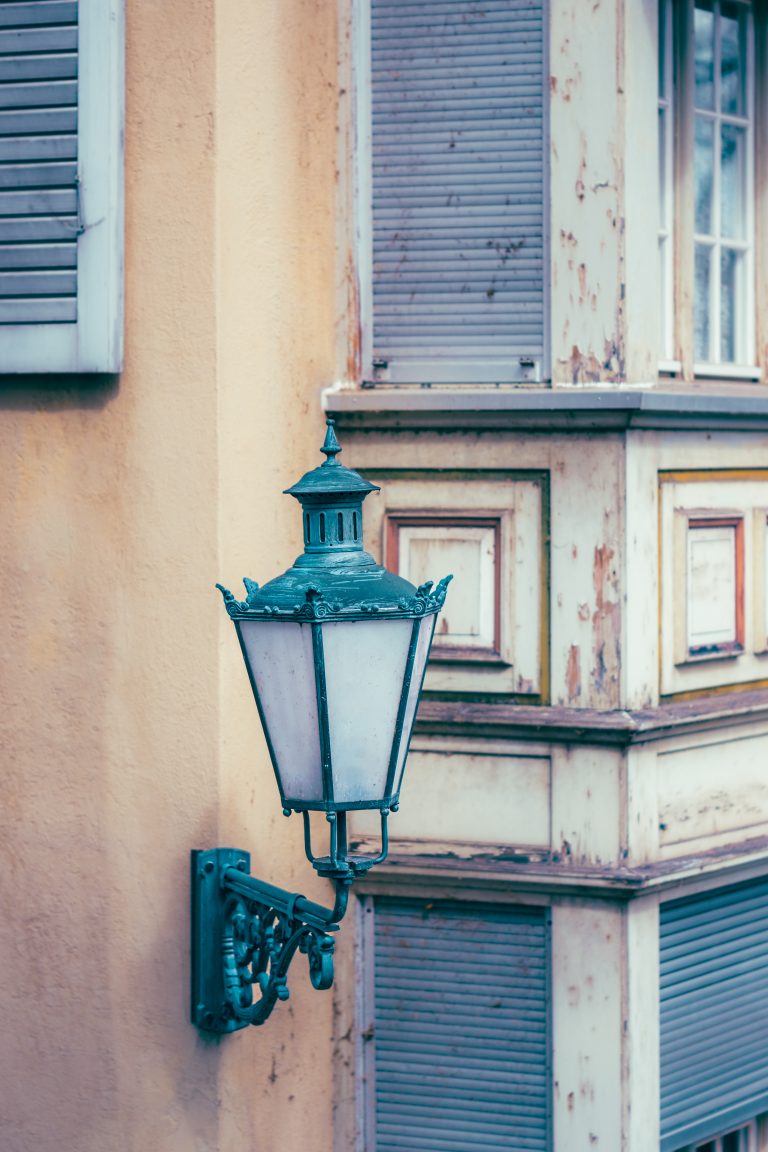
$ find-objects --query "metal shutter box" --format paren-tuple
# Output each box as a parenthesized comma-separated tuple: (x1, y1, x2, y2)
(0, 1, 78, 325)
(368, 0, 547, 384)
(660, 875, 768, 1151)
(368, 898, 550, 1151)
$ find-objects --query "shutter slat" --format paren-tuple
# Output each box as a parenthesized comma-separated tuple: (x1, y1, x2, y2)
(0, 242, 74, 267)
(0, 4, 77, 28)
(0, 1, 77, 327)
(0, 188, 76, 213)
(0, 269, 74, 293)
(0, 26, 77, 53)
(0, 134, 75, 161)
(0, 161, 75, 186)
(369, 0, 545, 381)
(660, 876, 768, 1152)
(0, 51, 75, 81)
(0, 107, 75, 132)
(0, 78, 76, 107)
(0, 214, 75, 240)
(372, 899, 549, 1152)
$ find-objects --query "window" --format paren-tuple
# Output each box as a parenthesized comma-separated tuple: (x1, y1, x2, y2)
(676, 1118, 759, 1152)
(357, 0, 547, 386)
(659, 0, 757, 377)
(0, 0, 124, 374)
(361, 897, 551, 1151)
(660, 877, 768, 1151)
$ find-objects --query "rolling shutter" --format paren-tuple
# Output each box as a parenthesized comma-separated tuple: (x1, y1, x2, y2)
(368, 0, 546, 384)
(369, 898, 550, 1151)
(0, 1, 78, 326)
(0, 0, 123, 373)
(660, 876, 768, 1151)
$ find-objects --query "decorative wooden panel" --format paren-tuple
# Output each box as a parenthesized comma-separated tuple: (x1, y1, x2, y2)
(660, 472, 768, 698)
(387, 515, 502, 661)
(364, 468, 549, 700)
(681, 516, 744, 660)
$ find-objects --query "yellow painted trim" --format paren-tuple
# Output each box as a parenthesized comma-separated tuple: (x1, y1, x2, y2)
(661, 677, 768, 703)
(659, 468, 768, 484)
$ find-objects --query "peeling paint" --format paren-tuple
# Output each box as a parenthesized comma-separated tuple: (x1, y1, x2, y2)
(591, 544, 621, 702)
(566, 644, 582, 701)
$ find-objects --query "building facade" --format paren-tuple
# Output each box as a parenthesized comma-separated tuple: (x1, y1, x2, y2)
(2, 1, 768, 1151)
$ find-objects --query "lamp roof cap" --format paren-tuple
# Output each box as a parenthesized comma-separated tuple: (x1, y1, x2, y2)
(283, 419, 380, 500)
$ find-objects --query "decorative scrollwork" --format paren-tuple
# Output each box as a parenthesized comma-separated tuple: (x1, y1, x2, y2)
(217, 573, 452, 622)
(221, 891, 337, 1027)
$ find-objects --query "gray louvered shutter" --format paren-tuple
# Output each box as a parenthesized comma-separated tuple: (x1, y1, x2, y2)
(368, 0, 546, 385)
(369, 898, 550, 1151)
(0, 0, 123, 372)
(0, 2, 78, 324)
(660, 876, 768, 1151)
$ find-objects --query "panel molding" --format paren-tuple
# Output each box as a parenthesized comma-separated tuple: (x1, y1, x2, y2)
(363, 468, 550, 702)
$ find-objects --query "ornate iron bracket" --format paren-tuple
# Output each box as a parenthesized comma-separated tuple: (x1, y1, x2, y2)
(191, 848, 351, 1032)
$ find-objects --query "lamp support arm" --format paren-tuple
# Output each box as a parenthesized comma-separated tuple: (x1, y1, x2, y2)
(191, 848, 352, 1033)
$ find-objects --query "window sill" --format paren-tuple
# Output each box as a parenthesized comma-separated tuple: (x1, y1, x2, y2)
(694, 363, 763, 381)
(323, 383, 768, 433)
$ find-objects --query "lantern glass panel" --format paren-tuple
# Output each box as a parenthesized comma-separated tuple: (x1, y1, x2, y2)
(322, 618, 413, 804)
(391, 613, 436, 798)
(238, 620, 323, 803)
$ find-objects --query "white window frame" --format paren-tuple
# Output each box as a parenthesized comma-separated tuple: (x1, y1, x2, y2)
(660, 0, 676, 368)
(660, 0, 759, 381)
(0, 0, 124, 374)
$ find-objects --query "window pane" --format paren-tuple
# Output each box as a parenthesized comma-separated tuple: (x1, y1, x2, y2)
(721, 3, 745, 116)
(721, 247, 741, 362)
(721, 1131, 741, 1152)
(721, 124, 746, 240)
(695, 117, 714, 234)
(659, 108, 667, 227)
(695, 244, 712, 360)
(659, 0, 667, 98)
(694, 1, 715, 110)
(695, 1143, 716, 1152)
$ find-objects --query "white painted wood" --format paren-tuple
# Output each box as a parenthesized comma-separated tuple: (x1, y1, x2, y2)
(350, 745, 551, 850)
(397, 523, 496, 653)
(0, 0, 124, 372)
(658, 731, 768, 855)
(550, 901, 623, 1152)
(660, 474, 768, 694)
(751, 508, 768, 653)
(624, 897, 662, 1152)
(550, 744, 622, 866)
(366, 470, 543, 696)
(625, 433, 661, 707)
(686, 522, 739, 651)
(626, 744, 661, 866)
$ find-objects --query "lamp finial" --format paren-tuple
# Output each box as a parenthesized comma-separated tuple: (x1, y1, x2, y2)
(321, 418, 342, 465)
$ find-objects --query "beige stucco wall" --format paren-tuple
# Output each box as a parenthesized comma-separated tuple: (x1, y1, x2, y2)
(0, 3, 340, 1149)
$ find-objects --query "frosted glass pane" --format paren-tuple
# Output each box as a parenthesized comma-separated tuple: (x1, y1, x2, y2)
(694, 117, 713, 235)
(721, 4, 744, 116)
(322, 619, 412, 804)
(694, 3, 714, 110)
(721, 125, 745, 241)
(392, 615, 436, 799)
(238, 620, 323, 802)
(720, 248, 740, 363)
(694, 244, 712, 361)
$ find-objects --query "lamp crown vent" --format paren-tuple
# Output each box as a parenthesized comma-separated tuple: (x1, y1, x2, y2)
(283, 419, 380, 562)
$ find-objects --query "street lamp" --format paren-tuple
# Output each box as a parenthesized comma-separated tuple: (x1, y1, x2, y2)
(191, 419, 451, 1032)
